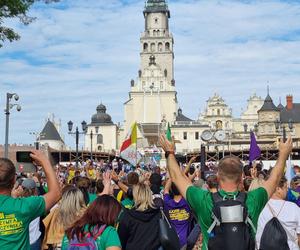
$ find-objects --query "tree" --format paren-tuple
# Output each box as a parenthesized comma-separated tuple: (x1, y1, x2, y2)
(0, 0, 60, 48)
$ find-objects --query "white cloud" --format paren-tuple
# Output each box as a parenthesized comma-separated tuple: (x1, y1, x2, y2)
(0, 0, 300, 148)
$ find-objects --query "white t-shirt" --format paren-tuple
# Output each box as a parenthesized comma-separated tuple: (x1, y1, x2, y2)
(256, 199, 300, 250)
(29, 217, 41, 244)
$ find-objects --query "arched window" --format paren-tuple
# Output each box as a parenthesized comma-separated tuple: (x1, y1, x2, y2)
(97, 134, 103, 144)
(151, 43, 155, 52)
(143, 43, 148, 52)
(157, 30, 160, 36)
(158, 42, 163, 52)
(217, 109, 220, 116)
(165, 42, 170, 51)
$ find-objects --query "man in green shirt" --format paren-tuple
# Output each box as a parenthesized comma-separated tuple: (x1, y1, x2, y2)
(0, 150, 61, 249)
(160, 135, 293, 250)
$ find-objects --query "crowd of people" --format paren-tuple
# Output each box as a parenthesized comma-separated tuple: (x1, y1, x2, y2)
(0, 135, 299, 250)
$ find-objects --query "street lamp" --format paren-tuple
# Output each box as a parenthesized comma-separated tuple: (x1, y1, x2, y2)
(4, 93, 21, 159)
(67, 120, 87, 168)
(84, 129, 95, 161)
(243, 123, 248, 133)
(253, 124, 258, 134)
(275, 119, 293, 142)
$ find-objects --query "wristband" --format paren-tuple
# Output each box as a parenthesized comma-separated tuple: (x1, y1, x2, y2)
(165, 151, 175, 159)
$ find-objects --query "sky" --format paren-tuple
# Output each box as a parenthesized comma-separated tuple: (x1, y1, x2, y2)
(1, 0, 300, 149)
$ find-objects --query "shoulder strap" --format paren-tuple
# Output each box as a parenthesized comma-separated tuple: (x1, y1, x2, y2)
(267, 201, 285, 218)
(92, 224, 106, 240)
(236, 192, 246, 204)
(160, 208, 172, 228)
(207, 193, 221, 235)
(211, 192, 223, 204)
(236, 192, 257, 234)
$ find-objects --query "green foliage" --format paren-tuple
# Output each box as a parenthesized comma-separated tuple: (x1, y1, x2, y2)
(0, 0, 59, 47)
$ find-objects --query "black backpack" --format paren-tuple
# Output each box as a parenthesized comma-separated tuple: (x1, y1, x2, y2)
(159, 208, 180, 250)
(259, 203, 289, 250)
(207, 192, 256, 250)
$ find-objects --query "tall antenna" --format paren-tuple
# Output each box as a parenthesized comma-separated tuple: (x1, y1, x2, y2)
(267, 85, 270, 95)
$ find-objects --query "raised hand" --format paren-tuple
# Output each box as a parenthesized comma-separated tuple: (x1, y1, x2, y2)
(159, 134, 175, 153)
(30, 150, 50, 167)
(279, 137, 293, 159)
(103, 171, 112, 187)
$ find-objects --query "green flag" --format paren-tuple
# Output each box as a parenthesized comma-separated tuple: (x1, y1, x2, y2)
(166, 122, 172, 141)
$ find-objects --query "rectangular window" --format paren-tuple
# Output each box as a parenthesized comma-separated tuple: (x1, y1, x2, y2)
(195, 132, 199, 140)
(183, 132, 187, 140)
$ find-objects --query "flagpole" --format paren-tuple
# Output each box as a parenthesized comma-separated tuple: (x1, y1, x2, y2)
(135, 138, 137, 167)
(135, 122, 138, 168)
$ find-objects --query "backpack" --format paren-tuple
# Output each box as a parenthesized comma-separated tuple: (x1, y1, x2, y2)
(159, 208, 181, 250)
(207, 192, 256, 250)
(259, 203, 289, 250)
(67, 225, 106, 250)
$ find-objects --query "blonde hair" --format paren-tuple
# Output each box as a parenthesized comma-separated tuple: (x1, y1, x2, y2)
(248, 178, 265, 192)
(133, 183, 154, 211)
(58, 187, 87, 230)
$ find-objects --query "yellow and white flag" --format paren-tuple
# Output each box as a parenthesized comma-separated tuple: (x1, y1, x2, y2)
(120, 122, 141, 166)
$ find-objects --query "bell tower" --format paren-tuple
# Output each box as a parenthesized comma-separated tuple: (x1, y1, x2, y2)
(124, 0, 178, 144)
(141, 0, 174, 85)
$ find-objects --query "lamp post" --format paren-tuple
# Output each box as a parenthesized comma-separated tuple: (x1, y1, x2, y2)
(253, 124, 258, 135)
(86, 129, 94, 161)
(67, 120, 87, 168)
(4, 93, 21, 159)
(275, 119, 293, 142)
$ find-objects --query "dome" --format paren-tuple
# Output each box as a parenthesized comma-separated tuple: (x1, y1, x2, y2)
(97, 104, 106, 112)
(91, 104, 113, 125)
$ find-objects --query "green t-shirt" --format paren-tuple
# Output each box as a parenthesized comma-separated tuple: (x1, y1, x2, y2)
(0, 195, 45, 250)
(186, 186, 268, 250)
(88, 193, 98, 205)
(61, 225, 121, 250)
(121, 198, 134, 209)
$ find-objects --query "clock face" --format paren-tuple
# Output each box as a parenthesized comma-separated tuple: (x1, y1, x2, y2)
(201, 130, 213, 141)
(214, 130, 227, 142)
